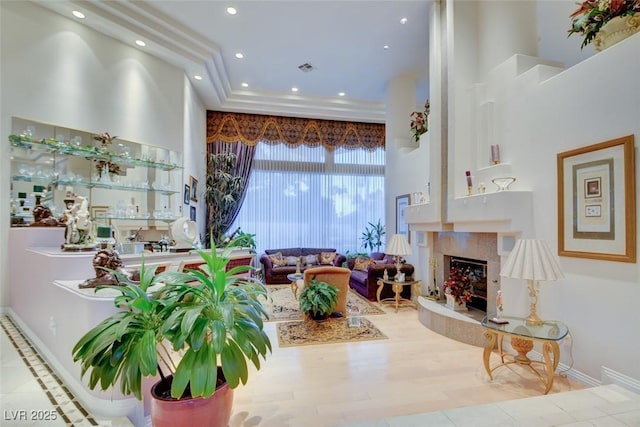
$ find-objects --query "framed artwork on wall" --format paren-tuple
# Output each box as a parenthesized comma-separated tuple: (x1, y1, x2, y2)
(184, 184, 190, 205)
(396, 194, 410, 243)
(190, 205, 196, 222)
(189, 176, 198, 202)
(557, 135, 636, 263)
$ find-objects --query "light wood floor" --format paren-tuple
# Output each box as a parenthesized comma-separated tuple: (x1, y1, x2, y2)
(229, 304, 583, 427)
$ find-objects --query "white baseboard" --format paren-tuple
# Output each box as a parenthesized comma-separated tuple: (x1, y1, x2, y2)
(601, 367, 640, 394)
(529, 350, 600, 388)
(6, 309, 143, 422)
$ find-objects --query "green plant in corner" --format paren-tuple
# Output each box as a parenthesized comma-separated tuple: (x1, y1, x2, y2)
(298, 277, 339, 321)
(71, 237, 272, 424)
(204, 152, 244, 246)
(360, 219, 386, 253)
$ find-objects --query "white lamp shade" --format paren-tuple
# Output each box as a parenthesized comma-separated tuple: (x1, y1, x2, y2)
(386, 234, 412, 256)
(500, 239, 564, 281)
(170, 217, 198, 244)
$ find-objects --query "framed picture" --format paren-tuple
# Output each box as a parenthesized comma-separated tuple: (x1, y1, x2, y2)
(90, 205, 110, 225)
(190, 205, 196, 221)
(184, 184, 190, 205)
(557, 135, 636, 263)
(189, 176, 198, 202)
(396, 194, 410, 243)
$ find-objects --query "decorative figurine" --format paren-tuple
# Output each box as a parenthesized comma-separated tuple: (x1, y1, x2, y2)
(78, 249, 140, 289)
(61, 194, 96, 251)
(31, 195, 64, 227)
(383, 269, 389, 280)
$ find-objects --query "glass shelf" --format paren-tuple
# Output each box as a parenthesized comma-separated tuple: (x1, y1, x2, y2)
(92, 216, 179, 223)
(11, 175, 179, 195)
(9, 134, 182, 171)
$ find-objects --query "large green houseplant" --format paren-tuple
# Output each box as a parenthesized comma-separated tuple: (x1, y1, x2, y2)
(72, 239, 272, 426)
(360, 219, 385, 252)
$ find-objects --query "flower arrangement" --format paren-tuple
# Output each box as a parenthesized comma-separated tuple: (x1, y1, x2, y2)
(94, 160, 121, 176)
(410, 100, 430, 144)
(568, 0, 640, 49)
(93, 131, 117, 147)
(443, 265, 473, 304)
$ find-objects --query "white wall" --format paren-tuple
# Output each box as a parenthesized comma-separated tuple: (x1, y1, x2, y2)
(0, 2, 202, 307)
(387, 0, 640, 385)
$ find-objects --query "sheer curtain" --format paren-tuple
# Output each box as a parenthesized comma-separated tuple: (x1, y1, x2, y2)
(230, 142, 385, 256)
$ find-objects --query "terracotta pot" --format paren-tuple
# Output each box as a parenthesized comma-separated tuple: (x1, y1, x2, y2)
(151, 369, 233, 427)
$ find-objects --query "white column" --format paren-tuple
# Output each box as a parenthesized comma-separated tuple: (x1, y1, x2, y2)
(385, 76, 418, 152)
(477, 0, 538, 79)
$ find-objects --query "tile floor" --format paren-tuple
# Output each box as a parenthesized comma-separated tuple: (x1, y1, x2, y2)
(2, 312, 639, 426)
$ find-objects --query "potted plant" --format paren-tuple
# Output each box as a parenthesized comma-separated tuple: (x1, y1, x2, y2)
(298, 277, 339, 321)
(443, 265, 473, 310)
(71, 239, 272, 427)
(360, 219, 385, 253)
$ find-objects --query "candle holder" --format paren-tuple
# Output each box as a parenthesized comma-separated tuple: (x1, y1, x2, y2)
(491, 144, 501, 165)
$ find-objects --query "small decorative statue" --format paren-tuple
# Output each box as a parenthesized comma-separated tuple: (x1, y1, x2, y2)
(78, 249, 140, 289)
(158, 234, 170, 252)
(62, 194, 95, 251)
(31, 195, 64, 227)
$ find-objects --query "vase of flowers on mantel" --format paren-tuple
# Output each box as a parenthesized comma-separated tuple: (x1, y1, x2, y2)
(568, 0, 640, 51)
(443, 265, 472, 311)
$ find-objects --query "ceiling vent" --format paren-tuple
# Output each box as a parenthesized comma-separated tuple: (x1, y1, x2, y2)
(298, 63, 314, 72)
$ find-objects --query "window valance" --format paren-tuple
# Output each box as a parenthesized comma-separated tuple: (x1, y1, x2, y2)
(206, 111, 385, 151)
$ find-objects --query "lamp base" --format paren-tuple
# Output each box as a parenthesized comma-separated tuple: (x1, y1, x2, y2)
(525, 312, 543, 326)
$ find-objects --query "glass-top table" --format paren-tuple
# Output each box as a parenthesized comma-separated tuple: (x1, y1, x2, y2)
(481, 315, 569, 394)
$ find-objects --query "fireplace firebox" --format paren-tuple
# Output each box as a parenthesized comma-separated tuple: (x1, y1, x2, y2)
(447, 256, 487, 312)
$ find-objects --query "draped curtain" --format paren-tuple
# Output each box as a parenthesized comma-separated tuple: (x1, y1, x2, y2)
(205, 141, 256, 243)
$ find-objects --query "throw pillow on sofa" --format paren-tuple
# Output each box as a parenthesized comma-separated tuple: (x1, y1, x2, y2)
(320, 251, 337, 265)
(305, 254, 318, 265)
(269, 252, 286, 267)
(285, 256, 299, 266)
(354, 256, 375, 271)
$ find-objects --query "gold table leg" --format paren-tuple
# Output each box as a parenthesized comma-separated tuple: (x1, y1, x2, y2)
(376, 280, 384, 304)
(483, 330, 498, 380)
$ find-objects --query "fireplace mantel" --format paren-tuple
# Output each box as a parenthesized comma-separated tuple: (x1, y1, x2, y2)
(406, 190, 533, 235)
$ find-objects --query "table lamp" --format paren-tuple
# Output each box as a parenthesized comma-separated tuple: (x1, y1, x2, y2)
(499, 239, 564, 325)
(386, 234, 412, 280)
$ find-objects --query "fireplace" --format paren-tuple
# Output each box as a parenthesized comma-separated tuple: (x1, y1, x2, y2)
(446, 256, 487, 312)
(433, 232, 500, 315)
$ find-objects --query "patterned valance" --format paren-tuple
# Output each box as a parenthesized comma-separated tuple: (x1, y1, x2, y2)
(206, 111, 385, 151)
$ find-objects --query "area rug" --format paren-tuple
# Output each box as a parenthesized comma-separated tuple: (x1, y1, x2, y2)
(261, 285, 385, 322)
(276, 317, 388, 347)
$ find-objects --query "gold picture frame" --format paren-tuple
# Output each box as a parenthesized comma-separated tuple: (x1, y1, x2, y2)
(189, 176, 198, 202)
(90, 205, 110, 225)
(557, 135, 636, 263)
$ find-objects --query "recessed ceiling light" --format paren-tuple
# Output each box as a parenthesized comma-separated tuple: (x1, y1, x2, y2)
(383, 45, 390, 50)
(72, 10, 85, 19)
(135, 40, 146, 47)
(338, 92, 345, 97)
(226, 7, 237, 15)
(194, 75, 203, 81)
(235, 52, 244, 59)
(241, 82, 249, 88)
(400, 17, 408, 24)
(291, 87, 299, 92)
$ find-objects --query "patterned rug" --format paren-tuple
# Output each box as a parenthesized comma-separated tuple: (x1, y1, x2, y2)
(261, 285, 385, 322)
(276, 317, 388, 347)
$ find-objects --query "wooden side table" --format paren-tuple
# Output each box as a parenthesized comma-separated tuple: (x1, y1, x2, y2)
(481, 315, 569, 394)
(376, 279, 420, 312)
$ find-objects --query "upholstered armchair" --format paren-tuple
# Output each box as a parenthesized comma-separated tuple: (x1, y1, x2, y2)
(302, 266, 351, 317)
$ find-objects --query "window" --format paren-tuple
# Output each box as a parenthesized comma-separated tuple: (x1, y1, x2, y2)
(231, 143, 385, 256)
